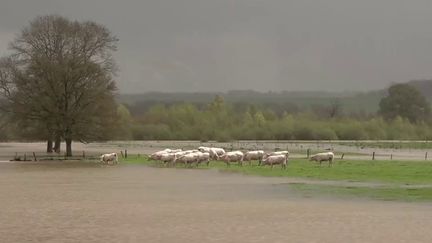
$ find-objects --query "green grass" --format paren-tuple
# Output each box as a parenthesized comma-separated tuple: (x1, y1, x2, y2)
(123, 155, 432, 184)
(288, 183, 432, 202)
(122, 155, 432, 201)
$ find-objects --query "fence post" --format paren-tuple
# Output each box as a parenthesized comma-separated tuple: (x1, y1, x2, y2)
(341, 153, 345, 160)
(426, 152, 428, 160)
(120, 151, 124, 158)
(24, 153, 26, 161)
(390, 154, 393, 160)
(307, 149, 310, 158)
(33, 152, 37, 161)
(372, 152, 375, 160)
(125, 149, 128, 159)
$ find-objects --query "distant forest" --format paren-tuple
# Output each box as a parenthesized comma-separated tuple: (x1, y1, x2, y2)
(105, 80, 432, 141)
(120, 80, 432, 116)
(2, 80, 432, 142)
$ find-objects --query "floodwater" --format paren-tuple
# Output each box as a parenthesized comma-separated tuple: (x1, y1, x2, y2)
(1, 141, 431, 161)
(1, 162, 432, 243)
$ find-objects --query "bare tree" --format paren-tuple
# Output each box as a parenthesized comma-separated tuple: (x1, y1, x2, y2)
(0, 15, 119, 156)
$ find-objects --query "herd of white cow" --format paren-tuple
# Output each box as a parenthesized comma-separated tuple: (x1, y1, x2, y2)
(144, 146, 335, 169)
(99, 147, 335, 169)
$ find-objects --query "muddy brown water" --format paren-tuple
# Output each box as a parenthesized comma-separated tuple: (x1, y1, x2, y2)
(1, 162, 432, 243)
(2, 140, 432, 161)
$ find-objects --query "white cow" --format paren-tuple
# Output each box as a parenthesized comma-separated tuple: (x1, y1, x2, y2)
(264, 151, 289, 158)
(183, 149, 199, 154)
(174, 153, 199, 167)
(100, 153, 118, 165)
(149, 150, 169, 161)
(211, 148, 226, 158)
(160, 152, 177, 167)
(221, 151, 244, 166)
(262, 151, 289, 165)
(196, 152, 211, 166)
(261, 154, 287, 170)
(198, 146, 211, 152)
(243, 150, 265, 165)
(198, 147, 225, 160)
(310, 152, 335, 167)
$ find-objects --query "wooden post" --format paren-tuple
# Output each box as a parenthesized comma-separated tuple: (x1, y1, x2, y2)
(390, 154, 393, 160)
(372, 152, 375, 160)
(341, 153, 345, 160)
(120, 151, 124, 158)
(307, 149, 310, 158)
(24, 153, 26, 161)
(425, 152, 428, 160)
(125, 149, 128, 158)
(33, 152, 37, 161)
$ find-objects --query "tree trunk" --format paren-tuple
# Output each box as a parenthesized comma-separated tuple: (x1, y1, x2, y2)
(66, 138, 72, 157)
(46, 140, 53, 153)
(54, 138, 61, 153)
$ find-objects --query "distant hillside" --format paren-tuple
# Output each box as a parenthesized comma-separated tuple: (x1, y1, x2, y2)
(118, 80, 432, 115)
(118, 90, 384, 115)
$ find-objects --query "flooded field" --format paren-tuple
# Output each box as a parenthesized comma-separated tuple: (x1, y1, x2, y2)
(1, 160, 432, 243)
(1, 140, 432, 162)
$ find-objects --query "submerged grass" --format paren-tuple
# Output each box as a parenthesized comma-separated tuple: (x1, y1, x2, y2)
(122, 155, 432, 201)
(288, 183, 432, 202)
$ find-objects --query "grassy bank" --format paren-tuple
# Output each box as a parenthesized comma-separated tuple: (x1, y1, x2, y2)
(123, 155, 432, 184)
(122, 155, 432, 201)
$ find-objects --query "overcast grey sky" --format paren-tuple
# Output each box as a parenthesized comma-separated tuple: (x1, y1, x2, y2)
(1, 0, 432, 93)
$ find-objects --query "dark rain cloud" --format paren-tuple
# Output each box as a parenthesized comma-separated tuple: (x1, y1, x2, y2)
(1, 0, 432, 93)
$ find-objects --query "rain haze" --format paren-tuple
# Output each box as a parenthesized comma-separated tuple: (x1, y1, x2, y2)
(1, 0, 432, 93)
(4, 3, 432, 242)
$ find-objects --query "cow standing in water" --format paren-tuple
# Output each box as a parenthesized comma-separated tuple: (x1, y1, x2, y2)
(100, 153, 118, 165)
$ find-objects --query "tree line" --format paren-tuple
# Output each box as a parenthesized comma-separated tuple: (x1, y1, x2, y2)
(1, 15, 431, 155)
(117, 88, 432, 141)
